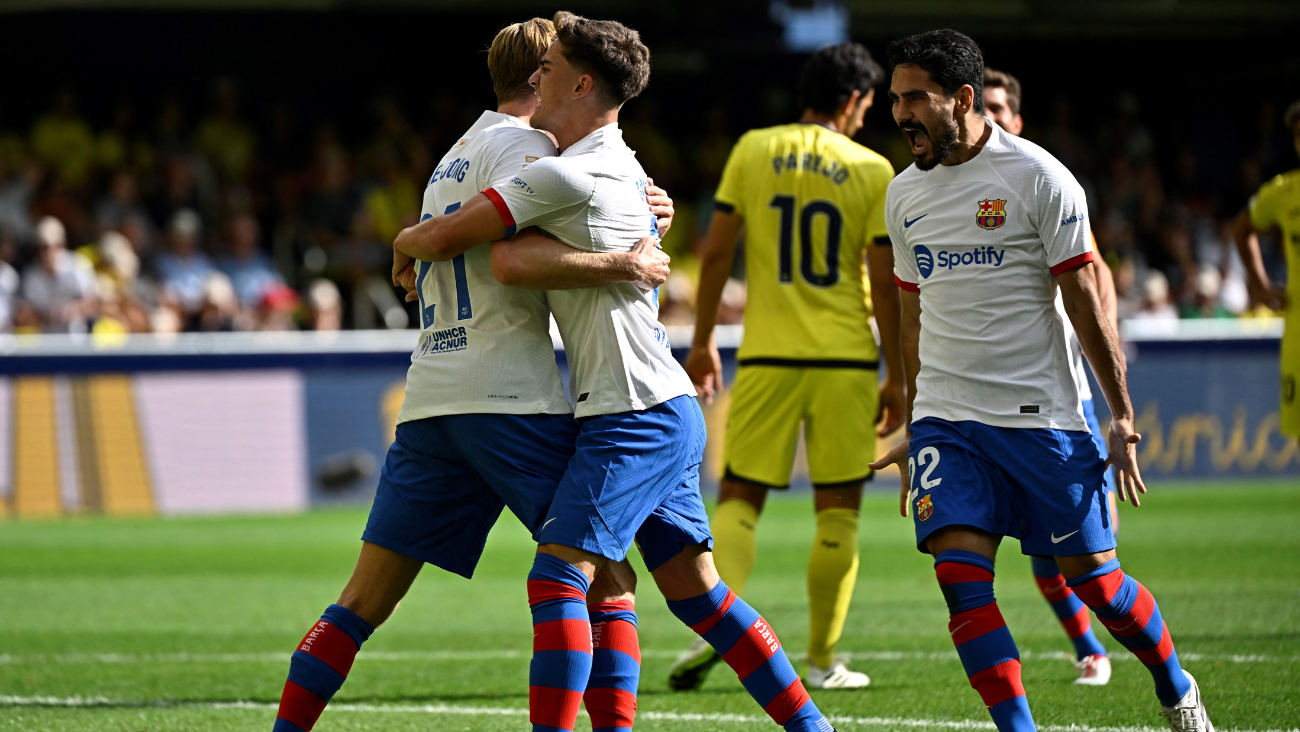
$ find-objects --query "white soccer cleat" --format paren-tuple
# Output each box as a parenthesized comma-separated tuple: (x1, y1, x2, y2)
(805, 655, 871, 690)
(1159, 671, 1214, 732)
(1074, 654, 1112, 686)
(668, 636, 722, 691)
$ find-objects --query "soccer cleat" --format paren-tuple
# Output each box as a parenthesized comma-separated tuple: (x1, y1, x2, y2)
(667, 636, 722, 691)
(1074, 654, 1111, 686)
(805, 655, 870, 690)
(1159, 672, 1214, 732)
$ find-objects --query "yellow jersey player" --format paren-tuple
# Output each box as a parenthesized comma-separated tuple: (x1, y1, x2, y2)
(1234, 99, 1300, 445)
(670, 42, 903, 691)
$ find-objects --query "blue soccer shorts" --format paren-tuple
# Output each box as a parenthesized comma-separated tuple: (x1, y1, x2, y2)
(1081, 398, 1116, 495)
(907, 417, 1115, 558)
(362, 412, 579, 579)
(535, 395, 713, 572)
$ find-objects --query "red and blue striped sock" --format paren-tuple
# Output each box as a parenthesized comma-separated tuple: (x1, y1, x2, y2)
(585, 600, 639, 732)
(1030, 556, 1107, 661)
(528, 553, 593, 732)
(666, 580, 831, 732)
(1068, 559, 1191, 706)
(273, 604, 373, 732)
(935, 550, 1035, 732)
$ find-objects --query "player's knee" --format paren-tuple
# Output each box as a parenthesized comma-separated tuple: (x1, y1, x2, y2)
(925, 526, 1000, 559)
(590, 560, 637, 604)
(719, 477, 769, 513)
(812, 481, 864, 512)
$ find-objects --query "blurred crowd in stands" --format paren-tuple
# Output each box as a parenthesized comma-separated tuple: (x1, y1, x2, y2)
(0, 81, 1293, 335)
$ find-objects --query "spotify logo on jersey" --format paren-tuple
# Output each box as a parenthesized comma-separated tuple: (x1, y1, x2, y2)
(915, 245, 934, 279)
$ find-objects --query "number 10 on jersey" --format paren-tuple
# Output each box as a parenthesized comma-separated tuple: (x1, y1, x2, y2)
(769, 195, 843, 287)
(415, 204, 474, 329)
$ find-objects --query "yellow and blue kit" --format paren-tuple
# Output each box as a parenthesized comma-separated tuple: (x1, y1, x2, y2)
(715, 122, 895, 486)
(1248, 168, 1300, 437)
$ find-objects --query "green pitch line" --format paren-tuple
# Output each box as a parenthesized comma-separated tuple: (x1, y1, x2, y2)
(0, 480, 1296, 731)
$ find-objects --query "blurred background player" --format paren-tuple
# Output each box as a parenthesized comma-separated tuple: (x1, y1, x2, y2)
(1233, 99, 1299, 446)
(873, 29, 1212, 732)
(983, 67, 1119, 686)
(672, 42, 902, 691)
(269, 19, 674, 732)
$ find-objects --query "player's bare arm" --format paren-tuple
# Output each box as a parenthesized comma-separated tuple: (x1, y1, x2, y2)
(1056, 261, 1146, 506)
(684, 208, 743, 404)
(488, 232, 669, 291)
(1231, 210, 1289, 311)
(869, 286, 921, 516)
(868, 237, 906, 435)
(394, 193, 508, 264)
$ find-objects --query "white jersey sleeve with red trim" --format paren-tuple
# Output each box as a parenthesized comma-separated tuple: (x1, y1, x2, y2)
(482, 157, 597, 242)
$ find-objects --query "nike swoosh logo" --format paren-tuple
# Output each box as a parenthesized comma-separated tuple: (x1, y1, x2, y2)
(904, 214, 928, 228)
(1050, 530, 1081, 544)
(540, 517, 557, 532)
(949, 621, 971, 636)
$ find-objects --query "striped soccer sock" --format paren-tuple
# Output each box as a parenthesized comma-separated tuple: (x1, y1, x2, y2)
(273, 604, 373, 732)
(585, 600, 640, 732)
(528, 553, 593, 732)
(1068, 560, 1192, 706)
(1030, 556, 1107, 661)
(667, 580, 831, 732)
(935, 550, 1035, 732)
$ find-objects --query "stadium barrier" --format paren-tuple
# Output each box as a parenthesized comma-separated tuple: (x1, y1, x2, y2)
(0, 320, 1292, 518)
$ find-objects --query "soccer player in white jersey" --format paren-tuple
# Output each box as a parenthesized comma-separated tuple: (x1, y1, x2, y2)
(869, 30, 1212, 732)
(983, 67, 1120, 687)
(268, 19, 677, 732)
(393, 12, 835, 732)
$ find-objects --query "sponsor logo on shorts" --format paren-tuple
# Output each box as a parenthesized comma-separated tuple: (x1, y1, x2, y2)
(915, 494, 934, 521)
(416, 326, 468, 356)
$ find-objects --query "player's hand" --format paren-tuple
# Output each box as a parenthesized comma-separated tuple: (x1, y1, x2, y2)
(1106, 417, 1146, 507)
(646, 178, 674, 237)
(869, 437, 911, 517)
(876, 376, 906, 437)
(684, 341, 723, 405)
(627, 236, 670, 289)
(393, 241, 415, 287)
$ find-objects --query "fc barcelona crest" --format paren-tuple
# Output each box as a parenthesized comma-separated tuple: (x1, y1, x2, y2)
(915, 494, 934, 522)
(976, 199, 1007, 230)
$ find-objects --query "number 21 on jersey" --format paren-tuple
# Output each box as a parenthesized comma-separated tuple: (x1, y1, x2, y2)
(416, 203, 474, 328)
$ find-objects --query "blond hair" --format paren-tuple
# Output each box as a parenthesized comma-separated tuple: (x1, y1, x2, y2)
(488, 18, 556, 104)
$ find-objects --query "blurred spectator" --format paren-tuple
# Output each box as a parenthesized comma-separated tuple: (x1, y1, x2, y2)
(154, 209, 214, 319)
(0, 157, 36, 244)
(307, 278, 342, 331)
(16, 216, 98, 333)
(1129, 271, 1179, 322)
(29, 89, 95, 188)
(0, 253, 17, 333)
(218, 213, 284, 308)
(196, 79, 256, 183)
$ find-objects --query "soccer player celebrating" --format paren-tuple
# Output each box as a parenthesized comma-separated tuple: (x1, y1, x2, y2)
(984, 67, 1120, 686)
(1233, 100, 1299, 447)
(870, 30, 1212, 731)
(269, 18, 675, 732)
(670, 42, 901, 692)
(394, 13, 836, 732)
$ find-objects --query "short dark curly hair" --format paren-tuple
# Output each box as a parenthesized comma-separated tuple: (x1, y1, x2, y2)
(887, 29, 985, 114)
(1285, 100, 1300, 133)
(799, 42, 884, 115)
(552, 11, 650, 107)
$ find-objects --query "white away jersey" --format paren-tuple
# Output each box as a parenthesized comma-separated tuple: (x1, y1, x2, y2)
(483, 123, 695, 418)
(398, 110, 571, 424)
(888, 120, 1093, 430)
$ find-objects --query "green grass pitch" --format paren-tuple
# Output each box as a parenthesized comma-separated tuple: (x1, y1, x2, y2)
(0, 481, 1296, 731)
